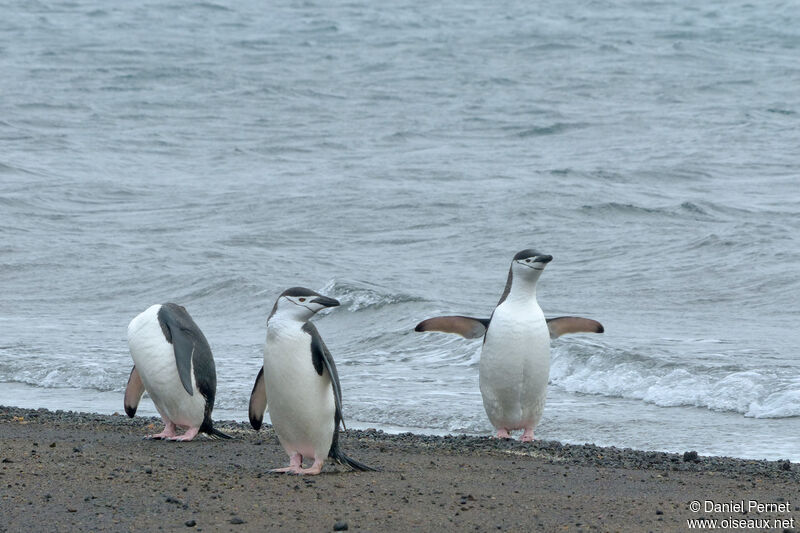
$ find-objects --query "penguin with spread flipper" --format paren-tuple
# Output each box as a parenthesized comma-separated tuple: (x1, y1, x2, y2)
(415, 249, 604, 442)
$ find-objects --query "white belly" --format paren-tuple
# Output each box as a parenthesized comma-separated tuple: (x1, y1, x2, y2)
(479, 301, 551, 430)
(127, 305, 205, 428)
(263, 323, 336, 460)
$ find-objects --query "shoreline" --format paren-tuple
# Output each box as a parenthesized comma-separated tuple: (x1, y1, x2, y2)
(2, 383, 797, 464)
(2, 405, 798, 532)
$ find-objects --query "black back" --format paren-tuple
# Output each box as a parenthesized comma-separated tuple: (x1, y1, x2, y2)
(157, 303, 217, 431)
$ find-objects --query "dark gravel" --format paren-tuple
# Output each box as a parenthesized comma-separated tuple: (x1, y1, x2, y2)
(1, 405, 797, 532)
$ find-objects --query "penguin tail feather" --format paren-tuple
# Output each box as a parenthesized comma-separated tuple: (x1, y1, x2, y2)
(204, 426, 233, 440)
(329, 445, 377, 472)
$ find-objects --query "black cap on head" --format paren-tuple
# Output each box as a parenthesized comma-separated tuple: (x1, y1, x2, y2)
(513, 249, 546, 261)
(268, 286, 340, 320)
(280, 287, 321, 298)
(279, 287, 340, 307)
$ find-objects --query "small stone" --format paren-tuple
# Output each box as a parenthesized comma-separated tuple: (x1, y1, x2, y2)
(779, 460, 791, 471)
(683, 451, 699, 463)
(145, 468, 152, 474)
(49, 442, 56, 448)
(656, 510, 663, 515)
(1, 458, 12, 463)
(333, 521, 348, 531)
(230, 517, 245, 525)
(185, 520, 196, 527)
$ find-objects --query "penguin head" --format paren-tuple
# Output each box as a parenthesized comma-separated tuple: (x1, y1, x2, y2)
(270, 287, 340, 322)
(510, 249, 553, 282)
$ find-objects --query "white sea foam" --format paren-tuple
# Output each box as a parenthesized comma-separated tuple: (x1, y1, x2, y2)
(550, 344, 800, 419)
(0, 360, 127, 393)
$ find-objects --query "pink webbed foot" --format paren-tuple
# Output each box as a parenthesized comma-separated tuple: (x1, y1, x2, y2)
(271, 453, 303, 474)
(145, 421, 177, 440)
(496, 428, 511, 439)
(271, 466, 303, 474)
(145, 432, 174, 440)
(167, 427, 200, 442)
(520, 428, 534, 442)
(297, 459, 324, 476)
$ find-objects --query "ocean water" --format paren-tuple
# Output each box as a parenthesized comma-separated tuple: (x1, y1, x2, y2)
(1, 0, 799, 461)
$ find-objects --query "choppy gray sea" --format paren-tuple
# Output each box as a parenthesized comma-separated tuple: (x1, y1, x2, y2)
(1, 0, 798, 461)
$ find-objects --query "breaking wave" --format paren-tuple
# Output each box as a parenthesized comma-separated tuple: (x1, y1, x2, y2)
(550, 343, 800, 419)
(319, 279, 423, 312)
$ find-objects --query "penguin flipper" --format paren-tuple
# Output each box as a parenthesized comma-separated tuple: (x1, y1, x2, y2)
(414, 316, 490, 339)
(248, 366, 268, 431)
(547, 316, 604, 339)
(157, 304, 203, 396)
(124, 366, 145, 418)
(303, 322, 346, 430)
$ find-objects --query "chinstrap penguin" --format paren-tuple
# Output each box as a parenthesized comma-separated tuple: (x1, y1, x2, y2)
(249, 287, 375, 475)
(125, 303, 230, 441)
(415, 249, 604, 442)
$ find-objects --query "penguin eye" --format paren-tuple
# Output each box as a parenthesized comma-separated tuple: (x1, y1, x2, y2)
(525, 258, 531, 263)
(299, 298, 306, 302)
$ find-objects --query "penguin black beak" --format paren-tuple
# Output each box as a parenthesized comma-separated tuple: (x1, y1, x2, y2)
(311, 296, 340, 308)
(533, 255, 553, 264)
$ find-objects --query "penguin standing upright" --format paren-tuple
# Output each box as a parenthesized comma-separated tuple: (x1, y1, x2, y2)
(125, 303, 230, 441)
(415, 249, 604, 441)
(249, 287, 374, 475)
